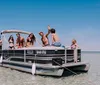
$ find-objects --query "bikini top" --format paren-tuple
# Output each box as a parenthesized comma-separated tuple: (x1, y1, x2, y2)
(27, 38, 32, 43)
(9, 40, 14, 43)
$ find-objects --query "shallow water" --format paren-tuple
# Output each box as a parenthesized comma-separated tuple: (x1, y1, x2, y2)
(0, 52, 100, 85)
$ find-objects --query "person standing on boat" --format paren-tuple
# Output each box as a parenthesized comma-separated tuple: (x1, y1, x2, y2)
(26, 33, 36, 47)
(16, 33, 25, 48)
(8, 35, 15, 49)
(39, 25, 51, 46)
(50, 28, 61, 47)
(71, 39, 79, 49)
(71, 39, 79, 63)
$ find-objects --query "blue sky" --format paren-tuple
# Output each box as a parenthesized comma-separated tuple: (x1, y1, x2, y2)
(0, 0, 100, 50)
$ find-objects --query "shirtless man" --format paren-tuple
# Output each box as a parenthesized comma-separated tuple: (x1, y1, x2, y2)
(50, 28, 61, 47)
(16, 33, 25, 48)
(39, 25, 51, 47)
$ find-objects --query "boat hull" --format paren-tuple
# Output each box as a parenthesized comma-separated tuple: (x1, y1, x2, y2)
(0, 60, 90, 76)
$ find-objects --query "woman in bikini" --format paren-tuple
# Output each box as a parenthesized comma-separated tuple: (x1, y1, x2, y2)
(8, 35, 15, 49)
(71, 39, 79, 63)
(26, 33, 36, 47)
(71, 39, 79, 49)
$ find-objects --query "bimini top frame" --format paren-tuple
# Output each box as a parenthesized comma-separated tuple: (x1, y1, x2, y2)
(0, 30, 34, 50)
(1, 30, 31, 35)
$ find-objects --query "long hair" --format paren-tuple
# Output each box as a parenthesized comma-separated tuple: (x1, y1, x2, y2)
(28, 33, 36, 45)
(8, 35, 14, 43)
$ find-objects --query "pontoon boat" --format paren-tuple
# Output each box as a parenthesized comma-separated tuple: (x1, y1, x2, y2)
(0, 30, 90, 76)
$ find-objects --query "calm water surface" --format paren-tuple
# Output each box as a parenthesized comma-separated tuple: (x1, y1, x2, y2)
(0, 52, 100, 85)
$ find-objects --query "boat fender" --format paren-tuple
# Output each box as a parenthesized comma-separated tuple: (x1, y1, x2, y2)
(0, 56, 3, 63)
(32, 63, 36, 75)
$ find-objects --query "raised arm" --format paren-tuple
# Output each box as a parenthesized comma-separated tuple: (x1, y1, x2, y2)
(45, 25, 51, 37)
